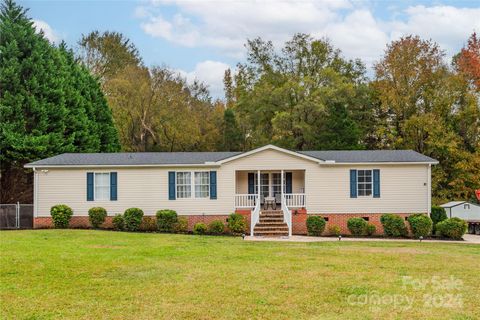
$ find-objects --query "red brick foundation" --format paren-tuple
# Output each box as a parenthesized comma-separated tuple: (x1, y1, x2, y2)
(292, 211, 415, 236)
(34, 211, 417, 235)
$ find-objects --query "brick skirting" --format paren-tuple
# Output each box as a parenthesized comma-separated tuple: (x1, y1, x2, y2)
(34, 215, 233, 232)
(34, 211, 418, 235)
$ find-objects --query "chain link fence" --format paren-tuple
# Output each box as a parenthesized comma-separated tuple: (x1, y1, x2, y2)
(0, 203, 33, 229)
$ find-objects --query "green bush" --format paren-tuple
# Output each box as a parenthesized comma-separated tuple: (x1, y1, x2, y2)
(156, 209, 178, 232)
(123, 208, 144, 232)
(431, 206, 448, 233)
(328, 224, 341, 236)
(88, 207, 107, 229)
(365, 223, 376, 236)
(193, 222, 207, 235)
(347, 218, 368, 236)
(306, 216, 326, 236)
(174, 217, 188, 233)
(208, 220, 225, 235)
(50, 204, 73, 228)
(380, 214, 408, 237)
(140, 216, 157, 232)
(407, 214, 433, 238)
(112, 214, 124, 231)
(227, 213, 247, 235)
(436, 218, 468, 240)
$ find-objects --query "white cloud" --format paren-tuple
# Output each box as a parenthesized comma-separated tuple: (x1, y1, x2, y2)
(177, 60, 231, 99)
(138, 1, 480, 95)
(33, 20, 60, 43)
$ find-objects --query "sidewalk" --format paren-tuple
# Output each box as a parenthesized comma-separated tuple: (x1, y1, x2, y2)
(245, 234, 480, 244)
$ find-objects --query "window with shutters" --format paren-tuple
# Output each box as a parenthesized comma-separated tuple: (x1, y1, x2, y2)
(357, 170, 372, 197)
(194, 172, 210, 198)
(94, 173, 110, 200)
(176, 172, 192, 198)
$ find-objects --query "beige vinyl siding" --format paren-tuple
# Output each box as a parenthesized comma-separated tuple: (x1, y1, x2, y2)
(35, 148, 430, 216)
(235, 170, 305, 194)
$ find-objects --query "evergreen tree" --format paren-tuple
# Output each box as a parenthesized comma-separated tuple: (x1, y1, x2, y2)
(222, 108, 243, 151)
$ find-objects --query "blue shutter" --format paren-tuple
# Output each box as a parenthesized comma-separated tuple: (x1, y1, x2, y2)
(373, 169, 380, 198)
(350, 169, 357, 198)
(210, 171, 217, 199)
(110, 172, 117, 201)
(248, 173, 255, 194)
(285, 172, 292, 193)
(87, 172, 94, 201)
(168, 171, 176, 200)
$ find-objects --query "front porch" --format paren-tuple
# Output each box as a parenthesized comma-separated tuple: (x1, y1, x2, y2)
(234, 170, 306, 236)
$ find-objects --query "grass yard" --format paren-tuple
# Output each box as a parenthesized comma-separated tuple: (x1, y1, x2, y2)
(0, 230, 479, 320)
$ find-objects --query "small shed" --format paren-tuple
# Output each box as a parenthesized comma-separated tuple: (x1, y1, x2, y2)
(440, 201, 480, 220)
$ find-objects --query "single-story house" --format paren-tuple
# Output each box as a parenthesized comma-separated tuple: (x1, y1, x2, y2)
(440, 201, 480, 221)
(25, 145, 438, 236)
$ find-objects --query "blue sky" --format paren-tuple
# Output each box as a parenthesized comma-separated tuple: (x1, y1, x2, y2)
(23, 0, 480, 98)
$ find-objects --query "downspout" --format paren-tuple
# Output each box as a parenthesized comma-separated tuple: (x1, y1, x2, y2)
(427, 164, 432, 216)
(33, 167, 38, 218)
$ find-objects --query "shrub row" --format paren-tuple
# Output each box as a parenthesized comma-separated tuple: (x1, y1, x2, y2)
(304, 211, 466, 240)
(50, 204, 246, 236)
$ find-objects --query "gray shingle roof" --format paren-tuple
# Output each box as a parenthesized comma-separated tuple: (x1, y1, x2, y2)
(299, 150, 437, 163)
(25, 147, 437, 167)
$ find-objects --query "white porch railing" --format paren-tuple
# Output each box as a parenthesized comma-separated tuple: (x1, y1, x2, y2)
(250, 196, 261, 236)
(281, 195, 292, 237)
(234, 194, 257, 208)
(284, 193, 306, 208)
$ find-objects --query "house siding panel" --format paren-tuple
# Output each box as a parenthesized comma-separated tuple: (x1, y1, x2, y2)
(35, 149, 430, 217)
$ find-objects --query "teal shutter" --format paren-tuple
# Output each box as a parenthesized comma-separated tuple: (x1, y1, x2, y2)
(373, 169, 380, 198)
(110, 172, 117, 201)
(168, 171, 176, 200)
(87, 172, 94, 201)
(248, 173, 255, 194)
(210, 171, 217, 199)
(285, 172, 292, 193)
(350, 169, 357, 198)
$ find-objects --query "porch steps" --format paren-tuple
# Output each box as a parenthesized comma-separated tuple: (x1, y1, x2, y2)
(253, 210, 289, 237)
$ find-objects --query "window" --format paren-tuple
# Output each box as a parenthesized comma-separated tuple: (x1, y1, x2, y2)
(94, 173, 110, 200)
(271, 173, 282, 197)
(176, 172, 192, 198)
(357, 170, 372, 196)
(195, 172, 210, 198)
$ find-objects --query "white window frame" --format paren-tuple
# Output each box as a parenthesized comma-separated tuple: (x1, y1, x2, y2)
(176, 171, 210, 199)
(176, 172, 192, 199)
(357, 169, 373, 197)
(194, 171, 210, 198)
(94, 172, 110, 201)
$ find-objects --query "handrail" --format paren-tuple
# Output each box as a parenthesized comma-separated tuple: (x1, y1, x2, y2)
(284, 193, 306, 208)
(250, 195, 261, 236)
(235, 194, 257, 208)
(281, 194, 292, 237)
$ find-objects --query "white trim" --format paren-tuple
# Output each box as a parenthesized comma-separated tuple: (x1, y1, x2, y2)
(175, 170, 211, 199)
(214, 145, 325, 165)
(93, 172, 111, 201)
(24, 163, 220, 169)
(357, 169, 373, 197)
(427, 164, 431, 215)
(33, 168, 38, 217)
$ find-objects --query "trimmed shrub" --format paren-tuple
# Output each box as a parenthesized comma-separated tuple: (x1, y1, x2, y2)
(156, 209, 178, 232)
(365, 223, 376, 236)
(306, 216, 326, 236)
(328, 224, 341, 236)
(436, 218, 468, 240)
(431, 206, 448, 233)
(112, 214, 124, 231)
(407, 214, 433, 238)
(193, 222, 207, 235)
(50, 204, 73, 228)
(208, 220, 225, 235)
(88, 207, 107, 229)
(123, 208, 144, 232)
(227, 213, 247, 235)
(140, 216, 157, 232)
(380, 214, 408, 237)
(174, 217, 188, 233)
(347, 217, 368, 236)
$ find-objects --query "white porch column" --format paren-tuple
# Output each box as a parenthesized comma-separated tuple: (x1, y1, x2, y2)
(281, 170, 284, 199)
(257, 170, 260, 201)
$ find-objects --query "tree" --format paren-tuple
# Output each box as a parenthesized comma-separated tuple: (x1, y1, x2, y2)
(222, 108, 243, 151)
(0, 0, 119, 203)
(229, 34, 369, 150)
(455, 32, 480, 91)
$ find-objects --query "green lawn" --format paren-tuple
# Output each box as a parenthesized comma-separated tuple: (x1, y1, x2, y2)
(0, 230, 479, 319)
